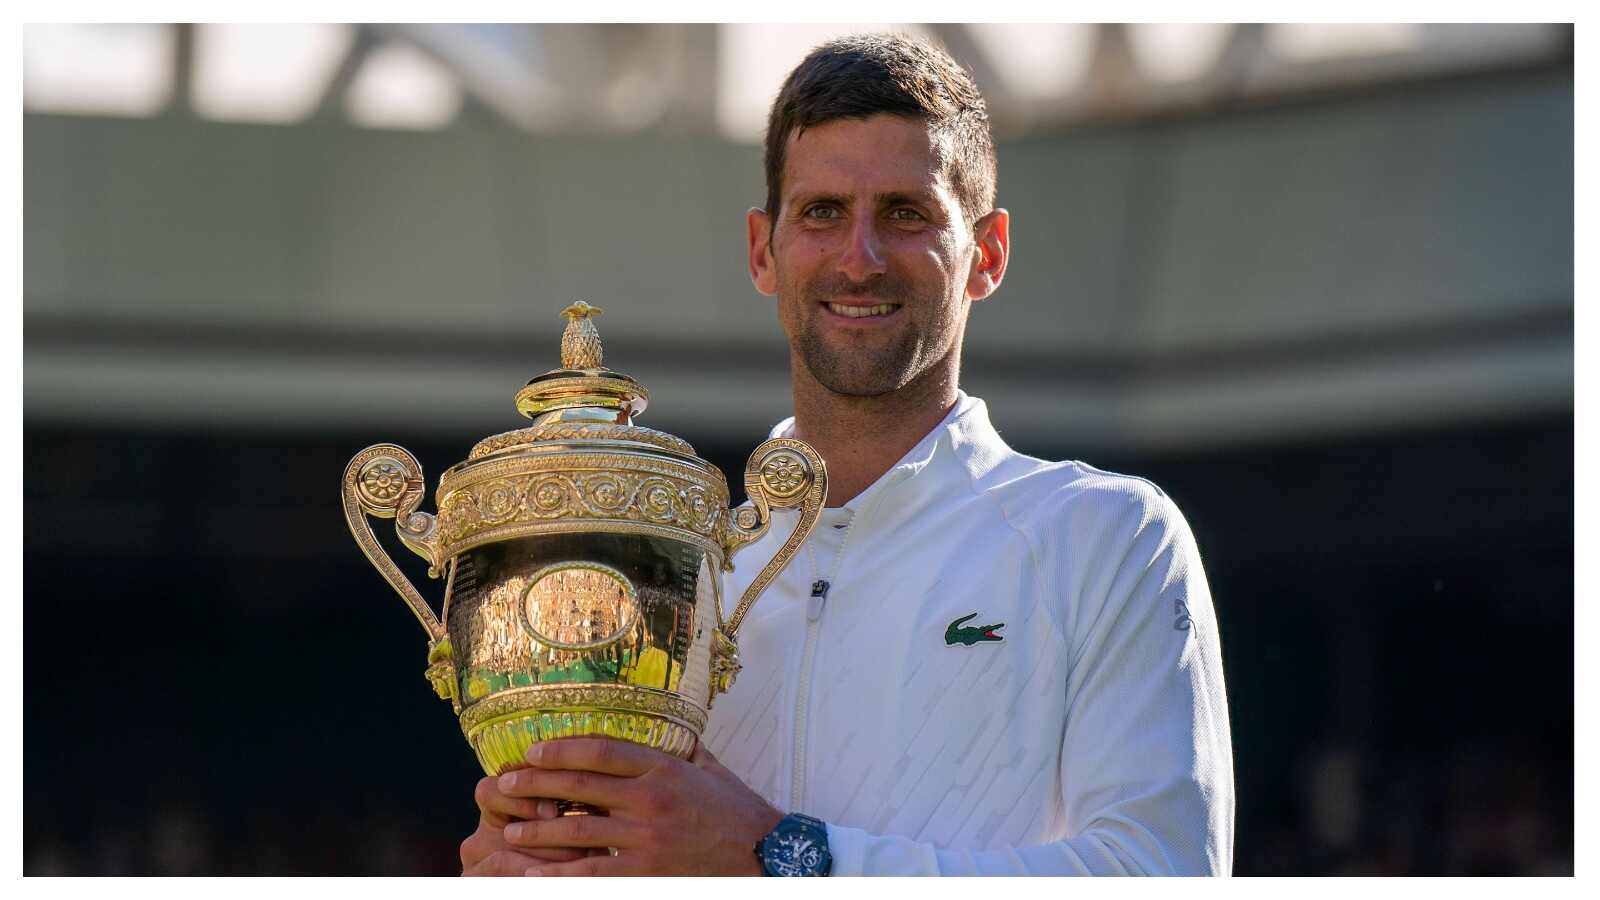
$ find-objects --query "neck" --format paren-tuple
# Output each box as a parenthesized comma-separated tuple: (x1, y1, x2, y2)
(787, 356, 960, 508)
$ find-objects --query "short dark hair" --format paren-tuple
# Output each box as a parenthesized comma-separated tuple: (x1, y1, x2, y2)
(763, 32, 997, 228)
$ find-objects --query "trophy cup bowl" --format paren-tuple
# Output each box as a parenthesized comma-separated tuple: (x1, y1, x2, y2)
(341, 303, 825, 802)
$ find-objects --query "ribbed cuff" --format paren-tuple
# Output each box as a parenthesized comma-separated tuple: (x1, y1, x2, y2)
(824, 821, 864, 876)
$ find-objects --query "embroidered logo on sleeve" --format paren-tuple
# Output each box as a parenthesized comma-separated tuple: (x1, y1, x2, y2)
(1174, 598, 1194, 631)
(944, 612, 1005, 646)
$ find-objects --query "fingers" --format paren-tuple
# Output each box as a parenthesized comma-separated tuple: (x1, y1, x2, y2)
(526, 853, 640, 877)
(498, 767, 633, 811)
(475, 775, 559, 824)
(463, 848, 547, 877)
(690, 741, 727, 772)
(464, 775, 581, 877)
(690, 742, 747, 791)
(520, 847, 595, 863)
(527, 738, 675, 778)
(503, 813, 644, 851)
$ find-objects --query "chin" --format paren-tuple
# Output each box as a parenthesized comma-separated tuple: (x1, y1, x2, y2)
(821, 383, 900, 399)
(809, 366, 914, 398)
(794, 329, 926, 397)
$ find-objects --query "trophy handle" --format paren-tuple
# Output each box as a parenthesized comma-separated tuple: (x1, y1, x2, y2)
(720, 437, 828, 640)
(341, 443, 446, 643)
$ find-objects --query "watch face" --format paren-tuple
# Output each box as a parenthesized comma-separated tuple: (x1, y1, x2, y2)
(766, 827, 827, 876)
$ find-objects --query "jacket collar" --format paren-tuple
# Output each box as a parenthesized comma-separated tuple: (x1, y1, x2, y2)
(766, 391, 1010, 520)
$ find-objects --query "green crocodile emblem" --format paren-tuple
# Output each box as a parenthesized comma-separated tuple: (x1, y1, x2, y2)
(944, 612, 1004, 646)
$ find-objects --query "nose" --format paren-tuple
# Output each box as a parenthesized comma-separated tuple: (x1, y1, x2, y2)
(837, 216, 887, 283)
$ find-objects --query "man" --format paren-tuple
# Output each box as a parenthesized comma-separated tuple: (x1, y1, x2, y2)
(459, 32, 1233, 876)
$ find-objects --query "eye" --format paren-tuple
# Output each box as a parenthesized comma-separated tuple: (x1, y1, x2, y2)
(888, 207, 925, 222)
(803, 204, 841, 221)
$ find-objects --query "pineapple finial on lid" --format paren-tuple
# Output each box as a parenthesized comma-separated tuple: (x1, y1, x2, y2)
(560, 301, 604, 370)
(513, 302, 648, 420)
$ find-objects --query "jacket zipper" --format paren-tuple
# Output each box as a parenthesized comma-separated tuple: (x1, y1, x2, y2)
(790, 597, 823, 811)
(786, 469, 903, 813)
(792, 521, 841, 813)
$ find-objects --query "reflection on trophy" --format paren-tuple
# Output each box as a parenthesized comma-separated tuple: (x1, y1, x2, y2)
(340, 302, 826, 806)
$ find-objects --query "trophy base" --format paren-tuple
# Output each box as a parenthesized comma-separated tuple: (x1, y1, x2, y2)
(467, 705, 700, 776)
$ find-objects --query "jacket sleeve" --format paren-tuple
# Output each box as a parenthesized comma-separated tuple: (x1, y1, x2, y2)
(823, 489, 1234, 875)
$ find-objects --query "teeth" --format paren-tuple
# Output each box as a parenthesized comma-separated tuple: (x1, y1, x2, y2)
(827, 302, 898, 318)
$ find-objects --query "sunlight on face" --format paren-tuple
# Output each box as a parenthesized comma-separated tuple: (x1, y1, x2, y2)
(770, 114, 976, 397)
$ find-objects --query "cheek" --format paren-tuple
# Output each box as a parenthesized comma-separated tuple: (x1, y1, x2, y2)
(902, 238, 962, 294)
(932, 230, 967, 271)
(772, 234, 827, 280)
(794, 234, 836, 267)
(894, 224, 960, 266)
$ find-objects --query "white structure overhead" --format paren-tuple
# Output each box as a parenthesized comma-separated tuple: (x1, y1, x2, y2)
(346, 42, 464, 131)
(1265, 23, 1423, 61)
(1127, 24, 1235, 84)
(23, 24, 1572, 137)
(965, 24, 1099, 101)
(191, 24, 355, 124)
(23, 23, 174, 118)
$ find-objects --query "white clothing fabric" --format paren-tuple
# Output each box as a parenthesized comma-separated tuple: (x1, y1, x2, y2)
(703, 393, 1234, 875)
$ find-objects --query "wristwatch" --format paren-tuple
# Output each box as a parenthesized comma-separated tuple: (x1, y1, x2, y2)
(755, 812, 832, 876)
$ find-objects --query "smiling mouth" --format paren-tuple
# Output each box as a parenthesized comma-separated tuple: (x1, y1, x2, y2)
(825, 302, 901, 319)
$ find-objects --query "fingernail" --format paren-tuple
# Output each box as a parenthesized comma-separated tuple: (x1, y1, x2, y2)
(498, 772, 517, 792)
(504, 822, 526, 841)
(537, 800, 557, 819)
(526, 744, 543, 764)
(524, 866, 543, 877)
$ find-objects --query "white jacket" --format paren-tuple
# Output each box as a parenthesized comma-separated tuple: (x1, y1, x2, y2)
(704, 393, 1234, 875)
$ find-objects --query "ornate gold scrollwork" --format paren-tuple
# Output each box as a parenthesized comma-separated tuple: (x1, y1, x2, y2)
(707, 627, 742, 708)
(435, 451, 729, 562)
(425, 635, 460, 714)
(709, 438, 828, 703)
(469, 423, 696, 460)
(459, 683, 708, 736)
(342, 443, 446, 642)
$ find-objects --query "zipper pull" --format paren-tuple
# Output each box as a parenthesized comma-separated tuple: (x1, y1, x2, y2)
(808, 580, 829, 622)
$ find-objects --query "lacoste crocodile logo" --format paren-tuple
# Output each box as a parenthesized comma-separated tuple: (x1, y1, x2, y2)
(944, 612, 1004, 646)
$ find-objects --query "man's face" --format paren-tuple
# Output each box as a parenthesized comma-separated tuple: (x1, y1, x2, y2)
(746, 114, 1006, 398)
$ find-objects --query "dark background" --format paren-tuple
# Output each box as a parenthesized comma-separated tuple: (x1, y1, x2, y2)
(23, 412, 1573, 874)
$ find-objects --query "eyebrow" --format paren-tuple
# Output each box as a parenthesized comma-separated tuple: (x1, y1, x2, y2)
(786, 189, 941, 210)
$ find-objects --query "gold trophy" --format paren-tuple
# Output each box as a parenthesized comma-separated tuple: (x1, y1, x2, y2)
(341, 303, 824, 807)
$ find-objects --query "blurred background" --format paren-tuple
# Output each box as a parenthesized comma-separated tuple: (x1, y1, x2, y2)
(23, 22, 1573, 874)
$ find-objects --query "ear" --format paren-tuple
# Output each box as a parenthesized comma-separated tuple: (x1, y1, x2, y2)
(746, 207, 778, 296)
(964, 208, 1010, 303)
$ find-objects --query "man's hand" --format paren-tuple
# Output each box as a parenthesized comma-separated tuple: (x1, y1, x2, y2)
(460, 773, 604, 875)
(498, 738, 785, 875)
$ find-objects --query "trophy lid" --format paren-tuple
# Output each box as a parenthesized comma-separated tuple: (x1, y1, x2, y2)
(463, 302, 698, 462)
(513, 301, 647, 419)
